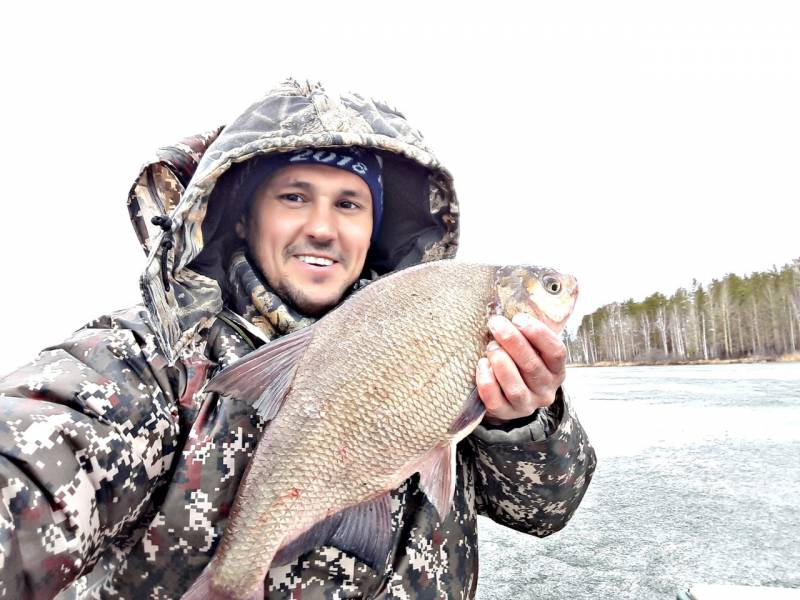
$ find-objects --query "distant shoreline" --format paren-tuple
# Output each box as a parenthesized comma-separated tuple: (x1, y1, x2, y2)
(568, 353, 800, 368)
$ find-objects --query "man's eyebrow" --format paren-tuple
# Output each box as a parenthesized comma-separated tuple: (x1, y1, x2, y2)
(280, 181, 367, 197)
(282, 180, 313, 190)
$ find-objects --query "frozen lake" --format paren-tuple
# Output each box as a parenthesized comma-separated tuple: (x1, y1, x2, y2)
(477, 363, 800, 599)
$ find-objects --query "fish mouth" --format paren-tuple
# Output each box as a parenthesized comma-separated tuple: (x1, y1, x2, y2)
(531, 306, 569, 333)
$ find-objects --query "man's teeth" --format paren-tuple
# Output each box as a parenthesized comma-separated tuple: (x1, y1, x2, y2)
(298, 255, 334, 266)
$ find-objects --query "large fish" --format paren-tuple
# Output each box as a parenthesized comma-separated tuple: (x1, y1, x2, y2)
(182, 260, 578, 600)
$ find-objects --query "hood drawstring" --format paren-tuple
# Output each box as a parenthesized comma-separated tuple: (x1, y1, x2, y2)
(151, 215, 175, 292)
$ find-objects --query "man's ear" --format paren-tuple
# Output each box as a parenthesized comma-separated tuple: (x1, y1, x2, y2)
(234, 216, 247, 240)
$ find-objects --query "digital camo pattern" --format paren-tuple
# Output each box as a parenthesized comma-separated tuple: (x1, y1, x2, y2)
(131, 79, 460, 364)
(0, 295, 595, 599)
(1, 81, 595, 598)
(0, 307, 180, 599)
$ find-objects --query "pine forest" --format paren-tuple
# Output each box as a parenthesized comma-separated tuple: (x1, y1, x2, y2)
(566, 258, 800, 365)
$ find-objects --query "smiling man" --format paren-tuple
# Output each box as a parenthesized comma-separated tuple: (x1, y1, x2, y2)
(234, 149, 381, 317)
(0, 80, 595, 599)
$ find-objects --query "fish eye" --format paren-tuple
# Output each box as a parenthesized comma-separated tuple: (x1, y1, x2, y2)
(542, 275, 562, 295)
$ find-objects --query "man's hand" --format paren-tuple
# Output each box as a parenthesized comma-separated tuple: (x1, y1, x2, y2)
(475, 313, 567, 425)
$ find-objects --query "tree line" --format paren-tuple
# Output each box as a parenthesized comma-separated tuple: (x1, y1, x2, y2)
(565, 258, 800, 365)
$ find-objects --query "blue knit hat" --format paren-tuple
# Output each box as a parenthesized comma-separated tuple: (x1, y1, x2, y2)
(237, 147, 384, 242)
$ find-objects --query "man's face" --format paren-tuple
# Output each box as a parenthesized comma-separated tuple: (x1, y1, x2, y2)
(236, 163, 373, 317)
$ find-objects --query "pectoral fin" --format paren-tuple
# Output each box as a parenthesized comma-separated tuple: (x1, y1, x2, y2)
(206, 324, 314, 420)
(448, 387, 486, 436)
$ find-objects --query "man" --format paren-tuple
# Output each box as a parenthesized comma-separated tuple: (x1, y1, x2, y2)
(0, 79, 595, 599)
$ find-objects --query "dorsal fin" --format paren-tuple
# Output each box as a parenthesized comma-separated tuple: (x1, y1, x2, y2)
(206, 324, 314, 420)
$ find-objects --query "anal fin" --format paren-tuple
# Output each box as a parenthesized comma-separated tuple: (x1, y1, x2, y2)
(272, 493, 393, 571)
(329, 493, 393, 569)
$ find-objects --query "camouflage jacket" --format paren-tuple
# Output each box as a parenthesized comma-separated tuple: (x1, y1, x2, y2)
(0, 80, 596, 600)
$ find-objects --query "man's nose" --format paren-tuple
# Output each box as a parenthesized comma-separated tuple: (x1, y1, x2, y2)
(303, 203, 336, 241)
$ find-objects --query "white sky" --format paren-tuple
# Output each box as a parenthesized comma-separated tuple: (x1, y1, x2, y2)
(1, 1, 799, 374)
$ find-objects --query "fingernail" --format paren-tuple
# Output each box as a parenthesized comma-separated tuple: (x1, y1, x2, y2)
(486, 341, 501, 352)
(488, 315, 508, 333)
(477, 358, 492, 383)
(512, 313, 536, 327)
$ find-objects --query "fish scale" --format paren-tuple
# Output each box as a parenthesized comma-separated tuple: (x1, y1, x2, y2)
(182, 261, 577, 600)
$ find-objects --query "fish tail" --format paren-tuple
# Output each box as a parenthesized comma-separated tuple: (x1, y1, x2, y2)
(181, 563, 263, 600)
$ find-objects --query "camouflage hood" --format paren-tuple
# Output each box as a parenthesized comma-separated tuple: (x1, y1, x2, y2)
(127, 79, 460, 363)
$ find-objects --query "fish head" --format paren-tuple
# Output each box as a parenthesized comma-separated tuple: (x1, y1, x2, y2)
(492, 265, 579, 333)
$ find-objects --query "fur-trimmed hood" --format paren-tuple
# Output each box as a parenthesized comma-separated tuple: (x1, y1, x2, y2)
(126, 79, 460, 363)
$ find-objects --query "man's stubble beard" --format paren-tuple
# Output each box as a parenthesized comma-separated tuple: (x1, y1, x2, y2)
(245, 238, 354, 318)
(267, 241, 353, 317)
(266, 273, 343, 318)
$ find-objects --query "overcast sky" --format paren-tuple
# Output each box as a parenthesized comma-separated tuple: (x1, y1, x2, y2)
(1, 1, 798, 373)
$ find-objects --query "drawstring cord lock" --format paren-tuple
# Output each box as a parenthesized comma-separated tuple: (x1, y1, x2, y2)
(151, 215, 175, 292)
